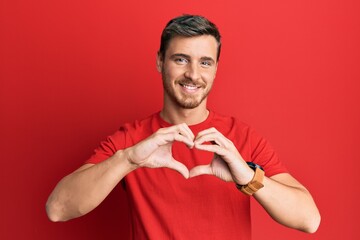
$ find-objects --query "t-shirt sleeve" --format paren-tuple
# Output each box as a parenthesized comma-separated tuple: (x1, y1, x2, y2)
(85, 128, 127, 164)
(248, 128, 288, 177)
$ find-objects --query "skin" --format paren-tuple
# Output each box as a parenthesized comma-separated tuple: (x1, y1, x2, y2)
(46, 35, 320, 233)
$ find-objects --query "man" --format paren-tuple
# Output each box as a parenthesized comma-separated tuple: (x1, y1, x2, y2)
(46, 15, 320, 239)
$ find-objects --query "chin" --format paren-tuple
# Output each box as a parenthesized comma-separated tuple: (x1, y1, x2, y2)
(177, 98, 203, 109)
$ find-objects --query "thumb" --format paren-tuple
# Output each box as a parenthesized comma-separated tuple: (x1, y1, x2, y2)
(167, 158, 190, 179)
(189, 165, 212, 178)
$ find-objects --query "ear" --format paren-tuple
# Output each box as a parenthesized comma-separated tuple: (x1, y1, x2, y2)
(213, 61, 219, 78)
(156, 52, 163, 73)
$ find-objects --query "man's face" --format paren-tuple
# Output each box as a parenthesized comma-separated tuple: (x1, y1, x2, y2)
(157, 35, 218, 109)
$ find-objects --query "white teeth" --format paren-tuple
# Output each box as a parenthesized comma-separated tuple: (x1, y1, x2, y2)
(182, 84, 197, 90)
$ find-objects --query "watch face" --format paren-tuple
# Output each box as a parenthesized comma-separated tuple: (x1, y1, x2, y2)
(246, 162, 264, 171)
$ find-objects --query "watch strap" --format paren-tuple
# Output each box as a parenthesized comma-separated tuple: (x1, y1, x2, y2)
(236, 166, 265, 196)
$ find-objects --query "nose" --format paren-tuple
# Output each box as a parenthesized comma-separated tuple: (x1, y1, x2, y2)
(184, 62, 201, 81)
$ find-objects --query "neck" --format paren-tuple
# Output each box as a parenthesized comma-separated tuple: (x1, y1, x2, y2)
(161, 98, 209, 125)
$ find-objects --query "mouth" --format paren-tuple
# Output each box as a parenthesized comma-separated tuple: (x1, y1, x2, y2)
(179, 83, 199, 90)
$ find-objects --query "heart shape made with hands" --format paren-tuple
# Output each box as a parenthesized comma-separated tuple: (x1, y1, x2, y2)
(131, 124, 252, 185)
(176, 138, 236, 182)
(150, 125, 250, 184)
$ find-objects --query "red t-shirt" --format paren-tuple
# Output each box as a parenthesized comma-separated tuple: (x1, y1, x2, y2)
(86, 111, 288, 239)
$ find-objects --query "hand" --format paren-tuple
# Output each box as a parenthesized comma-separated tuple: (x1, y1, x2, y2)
(189, 127, 254, 185)
(125, 123, 195, 178)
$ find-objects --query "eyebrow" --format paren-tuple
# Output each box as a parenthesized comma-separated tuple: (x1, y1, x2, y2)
(200, 56, 216, 63)
(170, 53, 191, 59)
(170, 53, 216, 63)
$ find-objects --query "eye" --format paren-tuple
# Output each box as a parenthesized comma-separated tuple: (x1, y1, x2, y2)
(175, 57, 188, 65)
(201, 61, 212, 67)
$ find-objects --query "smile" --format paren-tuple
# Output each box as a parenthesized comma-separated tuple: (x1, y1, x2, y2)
(180, 83, 199, 90)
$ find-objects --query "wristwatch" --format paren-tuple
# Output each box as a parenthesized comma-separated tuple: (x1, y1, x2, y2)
(236, 162, 265, 196)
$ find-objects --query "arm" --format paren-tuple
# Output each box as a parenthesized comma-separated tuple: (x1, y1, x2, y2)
(189, 127, 321, 233)
(46, 123, 195, 222)
(46, 151, 134, 222)
(253, 173, 320, 233)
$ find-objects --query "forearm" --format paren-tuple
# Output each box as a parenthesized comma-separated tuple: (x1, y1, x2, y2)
(46, 149, 135, 222)
(253, 174, 321, 233)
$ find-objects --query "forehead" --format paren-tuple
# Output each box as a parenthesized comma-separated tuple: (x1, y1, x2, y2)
(165, 35, 218, 60)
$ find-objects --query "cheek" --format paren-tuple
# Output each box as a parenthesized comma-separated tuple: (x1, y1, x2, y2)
(202, 71, 216, 84)
(165, 67, 185, 81)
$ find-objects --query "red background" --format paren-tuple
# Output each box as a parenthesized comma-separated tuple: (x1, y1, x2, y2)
(1, 0, 359, 239)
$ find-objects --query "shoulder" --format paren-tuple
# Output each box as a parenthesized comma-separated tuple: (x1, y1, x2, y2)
(210, 111, 287, 176)
(210, 111, 267, 150)
(120, 112, 160, 132)
(117, 112, 161, 144)
(210, 111, 252, 135)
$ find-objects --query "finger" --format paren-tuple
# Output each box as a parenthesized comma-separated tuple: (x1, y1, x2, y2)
(173, 133, 195, 148)
(176, 123, 195, 143)
(156, 132, 194, 148)
(195, 132, 229, 147)
(195, 127, 218, 139)
(189, 165, 212, 178)
(195, 143, 227, 156)
(159, 124, 195, 143)
(167, 159, 190, 179)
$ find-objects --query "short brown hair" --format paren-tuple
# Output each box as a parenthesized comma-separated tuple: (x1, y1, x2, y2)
(158, 14, 221, 61)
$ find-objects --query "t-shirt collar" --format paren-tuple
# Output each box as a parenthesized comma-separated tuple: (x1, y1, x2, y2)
(156, 110, 214, 132)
